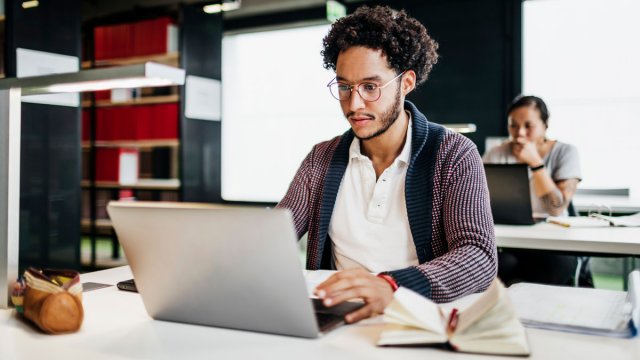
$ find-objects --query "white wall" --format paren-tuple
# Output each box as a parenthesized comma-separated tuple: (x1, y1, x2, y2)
(523, 0, 640, 195)
(221, 24, 347, 202)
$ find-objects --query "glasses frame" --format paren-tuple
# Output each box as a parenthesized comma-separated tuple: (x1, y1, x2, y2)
(327, 70, 406, 102)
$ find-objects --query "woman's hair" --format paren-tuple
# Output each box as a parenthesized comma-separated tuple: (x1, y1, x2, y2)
(321, 5, 439, 87)
(507, 95, 550, 127)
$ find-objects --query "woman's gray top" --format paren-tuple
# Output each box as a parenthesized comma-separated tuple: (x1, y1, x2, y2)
(483, 140, 581, 216)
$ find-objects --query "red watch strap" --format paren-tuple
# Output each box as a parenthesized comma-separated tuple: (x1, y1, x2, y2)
(377, 273, 399, 292)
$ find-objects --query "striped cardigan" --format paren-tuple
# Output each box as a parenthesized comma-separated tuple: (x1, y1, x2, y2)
(277, 101, 497, 303)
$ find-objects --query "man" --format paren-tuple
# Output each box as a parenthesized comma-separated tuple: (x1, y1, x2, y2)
(277, 5, 497, 323)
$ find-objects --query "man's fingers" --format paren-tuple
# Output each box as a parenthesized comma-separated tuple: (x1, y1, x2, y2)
(345, 305, 376, 323)
(320, 286, 367, 306)
(313, 273, 341, 297)
(314, 269, 368, 298)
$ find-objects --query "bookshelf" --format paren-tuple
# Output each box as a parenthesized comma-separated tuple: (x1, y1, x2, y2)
(81, 94, 179, 108)
(82, 139, 180, 148)
(81, 179, 181, 190)
(81, 51, 179, 69)
(82, 7, 222, 268)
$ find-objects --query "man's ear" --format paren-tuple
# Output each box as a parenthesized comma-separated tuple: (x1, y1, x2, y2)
(402, 70, 417, 96)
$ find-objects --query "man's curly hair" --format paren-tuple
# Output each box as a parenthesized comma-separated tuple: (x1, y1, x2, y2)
(322, 5, 439, 86)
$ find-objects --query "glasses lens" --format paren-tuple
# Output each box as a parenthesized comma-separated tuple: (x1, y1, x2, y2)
(329, 83, 352, 101)
(357, 83, 380, 102)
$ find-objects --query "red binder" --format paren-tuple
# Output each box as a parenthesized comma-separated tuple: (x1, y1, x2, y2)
(95, 148, 139, 184)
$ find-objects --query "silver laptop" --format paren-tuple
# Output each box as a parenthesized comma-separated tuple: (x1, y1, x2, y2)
(107, 201, 362, 338)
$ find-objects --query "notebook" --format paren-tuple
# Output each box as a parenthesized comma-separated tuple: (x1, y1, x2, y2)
(484, 164, 535, 225)
(508, 270, 640, 338)
(378, 278, 530, 356)
(107, 201, 363, 338)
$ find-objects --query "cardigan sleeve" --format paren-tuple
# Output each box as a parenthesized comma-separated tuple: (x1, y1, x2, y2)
(388, 140, 497, 303)
(275, 150, 314, 240)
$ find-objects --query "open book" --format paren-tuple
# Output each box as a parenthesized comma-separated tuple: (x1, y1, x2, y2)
(378, 278, 530, 356)
(547, 212, 640, 227)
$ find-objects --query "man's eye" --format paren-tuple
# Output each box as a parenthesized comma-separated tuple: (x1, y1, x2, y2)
(337, 84, 351, 91)
(362, 83, 378, 92)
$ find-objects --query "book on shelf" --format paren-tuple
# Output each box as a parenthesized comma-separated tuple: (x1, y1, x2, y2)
(508, 270, 639, 338)
(547, 212, 640, 228)
(378, 278, 530, 356)
(94, 103, 178, 141)
(95, 148, 139, 185)
(93, 16, 178, 61)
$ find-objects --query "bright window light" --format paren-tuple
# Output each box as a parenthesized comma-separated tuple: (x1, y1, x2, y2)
(222, 24, 346, 202)
(523, 0, 640, 195)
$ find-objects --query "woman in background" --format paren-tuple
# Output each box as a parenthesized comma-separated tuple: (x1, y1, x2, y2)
(484, 95, 589, 286)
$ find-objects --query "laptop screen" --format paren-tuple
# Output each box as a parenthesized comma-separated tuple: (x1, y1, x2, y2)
(484, 164, 534, 225)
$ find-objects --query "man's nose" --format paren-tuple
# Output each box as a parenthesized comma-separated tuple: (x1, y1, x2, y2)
(347, 89, 366, 112)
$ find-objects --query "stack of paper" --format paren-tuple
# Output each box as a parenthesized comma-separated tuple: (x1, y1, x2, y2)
(508, 271, 639, 338)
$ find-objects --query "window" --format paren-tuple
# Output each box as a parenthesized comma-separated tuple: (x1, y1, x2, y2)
(222, 24, 345, 202)
(523, 0, 640, 194)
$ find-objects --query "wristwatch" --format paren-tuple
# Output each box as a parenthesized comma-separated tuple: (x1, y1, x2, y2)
(530, 164, 545, 172)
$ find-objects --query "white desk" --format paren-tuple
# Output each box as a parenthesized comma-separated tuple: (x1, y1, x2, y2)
(495, 223, 640, 256)
(1, 266, 639, 360)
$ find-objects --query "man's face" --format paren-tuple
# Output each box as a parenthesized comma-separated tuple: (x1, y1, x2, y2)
(335, 47, 404, 140)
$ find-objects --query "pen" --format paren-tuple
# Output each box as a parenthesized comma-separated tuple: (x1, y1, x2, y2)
(547, 219, 570, 228)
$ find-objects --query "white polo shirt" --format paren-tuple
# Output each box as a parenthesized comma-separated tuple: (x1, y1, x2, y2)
(328, 117, 418, 272)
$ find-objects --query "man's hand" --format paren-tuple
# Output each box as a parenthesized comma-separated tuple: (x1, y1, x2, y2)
(313, 268, 395, 324)
(511, 137, 543, 167)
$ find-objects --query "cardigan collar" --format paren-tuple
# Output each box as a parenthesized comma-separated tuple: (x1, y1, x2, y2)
(315, 100, 443, 269)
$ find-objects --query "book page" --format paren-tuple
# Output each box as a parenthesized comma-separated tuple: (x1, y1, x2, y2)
(377, 323, 447, 346)
(385, 288, 446, 333)
(508, 283, 629, 331)
(453, 278, 501, 334)
(451, 294, 530, 355)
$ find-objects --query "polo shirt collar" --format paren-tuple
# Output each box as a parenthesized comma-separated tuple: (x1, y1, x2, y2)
(348, 111, 413, 166)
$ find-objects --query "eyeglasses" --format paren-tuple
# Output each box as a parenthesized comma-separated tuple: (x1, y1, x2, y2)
(327, 71, 406, 102)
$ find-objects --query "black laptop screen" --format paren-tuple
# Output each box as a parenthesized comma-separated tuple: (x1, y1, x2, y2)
(484, 164, 534, 225)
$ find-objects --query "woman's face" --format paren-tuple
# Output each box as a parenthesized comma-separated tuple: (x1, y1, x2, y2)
(508, 105, 547, 144)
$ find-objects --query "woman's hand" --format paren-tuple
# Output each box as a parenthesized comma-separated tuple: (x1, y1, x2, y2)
(511, 137, 543, 167)
(314, 268, 395, 323)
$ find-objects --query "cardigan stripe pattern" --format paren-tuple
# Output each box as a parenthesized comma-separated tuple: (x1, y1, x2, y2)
(277, 101, 497, 303)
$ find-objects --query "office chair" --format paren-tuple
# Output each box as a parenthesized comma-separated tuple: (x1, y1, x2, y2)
(568, 202, 595, 287)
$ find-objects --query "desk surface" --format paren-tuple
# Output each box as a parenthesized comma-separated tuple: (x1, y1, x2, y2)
(495, 222, 640, 256)
(1, 266, 639, 360)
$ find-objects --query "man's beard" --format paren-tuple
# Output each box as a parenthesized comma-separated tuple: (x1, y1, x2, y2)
(350, 86, 402, 141)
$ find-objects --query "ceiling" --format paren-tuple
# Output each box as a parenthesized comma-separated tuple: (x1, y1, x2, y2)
(81, 0, 361, 21)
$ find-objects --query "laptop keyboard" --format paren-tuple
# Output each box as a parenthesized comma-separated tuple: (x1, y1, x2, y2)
(315, 312, 343, 332)
(117, 279, 361, 332)
(312, 298, 364, 332)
